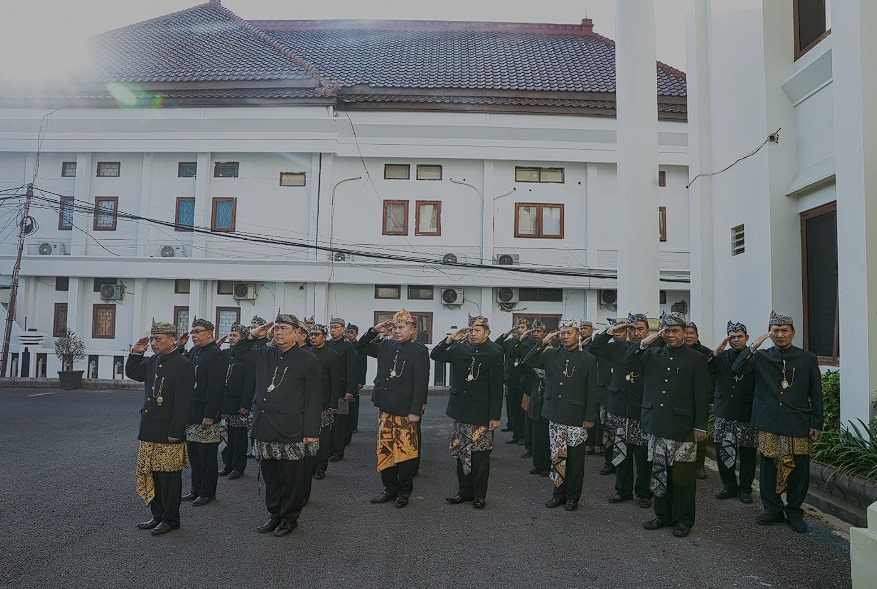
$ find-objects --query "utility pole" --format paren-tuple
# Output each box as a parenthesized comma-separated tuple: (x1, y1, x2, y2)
(1, 183, 33, 377)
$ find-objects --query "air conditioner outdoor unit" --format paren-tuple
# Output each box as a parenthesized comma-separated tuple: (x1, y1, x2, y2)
(233, 283, 257, 301)
(671, 300, 689, 315)
(100, 283, 123, 301)
(496, 287, 520, 304)
(160, 245, 186, 258)
(331, 251, 349, 262)
(38, 242, 68, 256)
(442, 253, 458, 265)
(441, 287, 464, 307)
(599, 290, 618, 308)
(495, 253, 520, 266)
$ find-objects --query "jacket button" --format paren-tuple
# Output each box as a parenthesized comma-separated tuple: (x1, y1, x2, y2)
(659, 403, 664, 407)
(780, 392, 784, 395)
(779, 402, 783, 406)
(662, 391, 666, 394)
(158, 364, 162, 368)
(560, 382, 564, 386)
(263, 398, 267, 401)
(731, 395, 735, 398)
(144, 409, 148, 413)
(558, 394, 562, 398)
(666, 367, 671, 371)
(664, 379, 668, 382)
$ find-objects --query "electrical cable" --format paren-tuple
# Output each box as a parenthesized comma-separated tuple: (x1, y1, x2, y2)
(686, 129, 780, 189)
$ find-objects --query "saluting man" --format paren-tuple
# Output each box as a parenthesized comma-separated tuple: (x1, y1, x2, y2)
(126, 321, 194, 536)
(327, 317, 358, 461)
(356, 310, 429, 508)
(219, 323, 254, 480)
(308, 323, 342, 483)
(732, 311, 822, 533)
(430, 315, 504, 509)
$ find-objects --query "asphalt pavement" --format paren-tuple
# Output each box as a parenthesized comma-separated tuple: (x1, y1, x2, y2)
(0, 387, 852, 589)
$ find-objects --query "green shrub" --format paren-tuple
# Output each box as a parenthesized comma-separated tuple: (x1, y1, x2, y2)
(813, 419, 877, 483)
(821, 370, 840, 432)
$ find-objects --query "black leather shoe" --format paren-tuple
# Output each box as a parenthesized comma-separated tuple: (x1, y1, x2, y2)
(529, 467, 542, 475)
(521, 449, 533, 458)
(739, 492, 753, 504)
(673, 523, 691, 538)
(564, 501, 578, 511)
(227, 470, 242, 480)
(608, 493, 633, 504)
(599, 465, 616, 475)
(696, 467, 708, 480)
(517, 439, 526, 446)
(545, 497, 564, 508)
(755, 511, 786, 525)
(395, 496, 409, 508)
(370, 490, 396, 504)
(218, 467, 232, 476)
(539, 470, 550, 477)
(192, 496, 214, 506)
(150, 522, 177, 536)
(314, 469, 326, 480)
(473, 498, 486, 509)
(257, 518, 280, 533)
(638, 497, 653, 509)
(445, 494, 472, 504)
(505, 438, 520, 444)
(181, 492, 196, 501)
(500, 426, 512, 432)
(643, 518, 670, 530)
(273, 521, 297, 537)
(328, 454, 343, 462)
(136, 518, 159, 530)
(787, 518, 807, 533)
(715, 486, 738, 500)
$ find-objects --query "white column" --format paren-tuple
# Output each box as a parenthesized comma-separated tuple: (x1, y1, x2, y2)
(136, 153, 153, 257)
(66, 277, 81, 336)
(832, 0, 877, 427)
(130, 277, 147, 339)
(191, 152, 211, 259)
(71, 152, 92, 256)
(615, 0, 660, 317)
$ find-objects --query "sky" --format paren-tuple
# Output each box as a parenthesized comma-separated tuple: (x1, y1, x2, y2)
(0, 0, 690, 82)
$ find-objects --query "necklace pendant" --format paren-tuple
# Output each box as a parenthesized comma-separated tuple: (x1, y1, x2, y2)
(625, 374, 631, 382)
(781, 380, 789, 389)
(390, 370, 397, 378)
(513, 360, 519, 367)
(156, 396, 163, 406)
(193, 383, 198, 390)
(466, 374, 474, 381)
(267, 384, 276, 392)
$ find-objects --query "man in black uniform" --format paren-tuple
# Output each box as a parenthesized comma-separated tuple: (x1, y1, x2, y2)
(533, 319, 598, 512)
(327, 317, 358, 461)
(431, 315, 504, 508)
(732, 311, 822, 533)
(710, 320, 757, 504)
(628, 312, 710, 538)
(309, 323, 341, 483)
(518, 319, 545, 459)
(127, 321, 194, 536)
(219, 324, 254, 480)
(495, 318, 529, 442)
(521, 336, 552, 477)
(238, 314, 322, 536)
(685, 322, 712, 480)
(586, 319, 620, 473)
(245, 315, 270, 459)
(348, 324, 366, 434)
(356, 309, 430, 508)
(180, 318, 228, 507)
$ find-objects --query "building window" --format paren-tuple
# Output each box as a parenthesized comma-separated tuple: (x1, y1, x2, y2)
(513, 313, 561, 332)
(58, 196, 74, 230)
(178, 162, 197, 177)
(518, 288, 564, 302)
(93, 278, 117, 292)
(214, 162, 239, 178)
(174, 279, 190, 294)
(174, 306, 189, 337)
(92, 304, 116, 339)
(217, 280, 235, 295)
(382, 200, 408, 235)
(61, 162, 77, 177)
(374, 310, 433, 344)
(384, 164, 410, 180)
(96, 162, 120, 177)
(55, 277, 69, 291)
(658, 170, 667, 187)
(211, 198, 236, 232)
(794, 0, 831, 60)
(407, 286, 434, 300)
(53, 303, 68, 337)
(280, 172, 306, 187)
(659, 207, 667, 242)
(93, 197, 118, 231)
(514, 203, 564, 238)
(215, 307, 241, 338)
(415, 201, 441, 236)
(515, 166, 565, 183)
(175, 197, 195, 231)
(731, 224, 745, 256)
(416, 165, 442, 181)
(801, 202, 838, 364)
(374, 285, 401, 299)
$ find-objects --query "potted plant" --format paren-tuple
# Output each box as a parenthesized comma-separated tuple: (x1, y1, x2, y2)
(55, 328, 86, 389)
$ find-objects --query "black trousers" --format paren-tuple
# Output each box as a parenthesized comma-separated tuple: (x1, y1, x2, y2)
(412, 420, 423, 474)
(380, 458, 417, 498)
(456, 450, 491, 499)
(344, 398, 358, 445)
(262, 458, 307, 524)
(759, 453, 810, 521)
(615, 443, 653, 498)
(523, 413, 534, 451)
(314, 424, 332, 473)
(552, 442, 587, 502)
(302, 455, 315, 503)
(221, 426, 248, 474)
(653, 461, 697, 528)
(532, 419, 551, 471)
(507, 386, 525, 441)
(716, 443, 756, 494)
(150, 470, 183, 527)
(188, 441, 219, 498)
(330, 413, 349, 457)
(696, 441, 706, 469)
(587, 401, 604, 450)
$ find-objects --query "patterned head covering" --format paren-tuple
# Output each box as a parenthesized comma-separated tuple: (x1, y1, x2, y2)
(769, 311, 794, 327)
(329, 317, 346, 326)
(531, 318, 545, 330)
(685, 322, 699, 333)
(275, 313, 303, 329)
(579, 320, 593, 330)
(303, 316, 315, 328)
(192, 318, 214, 332)
(151, 321, 177, 335)
(251, 315, 267, 326)
(607, 317, 621, 326)
(659, 312, 687, 328)
(726, 320, 747, 334)
(346, 323, 359, 332)
(559, 318, 580, 330)
(468, 314, 490, 329)
(230, 323, 250, 337)
(310, 323, 329, 335)
(393, 309, 416, 325)
(627, 312, 649, 325)
(515, 317, 530, 328)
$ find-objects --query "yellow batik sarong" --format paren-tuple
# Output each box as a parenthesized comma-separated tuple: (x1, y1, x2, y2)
(756, 430, 812, 494)
(376, 411, 419, 472)
(135, 441, 188, 505)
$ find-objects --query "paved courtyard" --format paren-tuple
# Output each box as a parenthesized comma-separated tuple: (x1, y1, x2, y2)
(0, 387, 852, 588)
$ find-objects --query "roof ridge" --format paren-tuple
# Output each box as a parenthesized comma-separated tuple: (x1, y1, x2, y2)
(250, 18, 596, 36)
(94, 1, 216, 37)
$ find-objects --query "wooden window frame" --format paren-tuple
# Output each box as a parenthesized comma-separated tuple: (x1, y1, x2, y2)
(373, 310, 434, 344)
(213, 162, 239, 178)
(53, 303, 68, 338)
(174, 279, 190, 294)
(279, 172, 307, 187)
(61, 162, 77, 178)
(416, 164, 443, 181)
(514, 203, 565, 239)
(93, 196, 118, 231)
(384, 164, 410, 180)
(514, 166, 565, 184)
(175, 197, 195, 232)
(92, 304, 116, 339)
(414, 200, 442, 236)
(211, 197, 237, 232)
(800, 201, 839, 365)
(58, 196, 74, 230)
(407, 285, 434, 300)
(659, 207, 667, 242)
(173, 306, 190, 337)
(374, 285, 402, 300)
(382, 200, 409, 236)
(793, 0, 831, 61)
(217, 280, 235, 295)
(215, 306, 242, 339)
(177, 162, 197, 178)
(96, 161, 120, 177)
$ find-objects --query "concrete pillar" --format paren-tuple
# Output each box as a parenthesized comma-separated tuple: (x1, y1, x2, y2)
(482, 160, 495, 265)
(615, 0, 660, 317)
(192, 152, 211, 259)
(136, 153, 153, 257)
(71, 152, 92, 256)
(66, 277, 81, 336)
(851, 501, 877, 588)
(315, 153, 333, 261)
(130, 277, 147, 338)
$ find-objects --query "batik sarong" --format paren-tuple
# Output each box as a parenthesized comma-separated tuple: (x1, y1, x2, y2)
(185, 422, 221, 444)
(448, 421, 494, 474)
(549, 421, 589, 488)
(756, 430, 811, 493)
(714, 417, 756, 469)
(376, 411, 419, 472)
(135, 441, 188, 505)
(648, 435, 697, 497)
